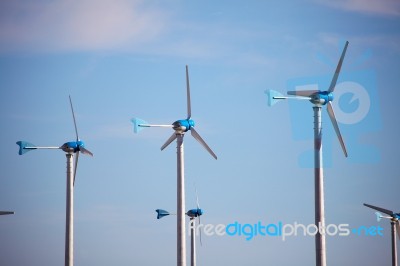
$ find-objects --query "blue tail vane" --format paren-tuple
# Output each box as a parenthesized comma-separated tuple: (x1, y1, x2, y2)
(16, 141, 36, 155)
(131, 118, 148, 134)
(375, 212, 382, 222)
(156, 209, 170, 219)
(265, 90, 284, 107)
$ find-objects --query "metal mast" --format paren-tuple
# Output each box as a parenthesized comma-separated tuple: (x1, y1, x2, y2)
(176, 133, 186, 266)
(65, 152, 74, 266)
(190, 217, 196, 266)
(314, 106, 326, 266)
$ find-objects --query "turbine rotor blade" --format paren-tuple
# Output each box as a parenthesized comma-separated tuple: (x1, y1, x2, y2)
(195, 186, 200, 210)
(287, 90, 318, 97)
(190, 128, 217, 160)
(186, 65, 192, 119)
(198, 216, 202, 246)
(69, 95, 79, 141)
(80, 147, 93, 157)
(327, 102, 348, 157)
(328, 41, 349, 92)
(73, 151, 79, 186)
(161, 133, 177, 151)
(364, 203, 394, 216)
(0, 211, 14, 215)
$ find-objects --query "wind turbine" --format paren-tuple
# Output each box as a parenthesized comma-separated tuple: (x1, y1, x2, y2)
(132, 65, 217, 266)
(265, 41, 349, 266)
(364, 203, 400, 266)
(186, 187, 204, 266)
(155, 201, 203, 266)
(16, 96, 93, 266)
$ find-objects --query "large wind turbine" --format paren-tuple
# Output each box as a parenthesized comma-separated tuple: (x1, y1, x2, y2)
(364, 203, 400, 266)
(16, 96, 93, 266)
(265, 41, 349, 266)
(132, 65, 217, 266)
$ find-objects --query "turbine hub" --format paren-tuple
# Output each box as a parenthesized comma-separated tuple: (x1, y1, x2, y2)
(187, 208, 203, 218)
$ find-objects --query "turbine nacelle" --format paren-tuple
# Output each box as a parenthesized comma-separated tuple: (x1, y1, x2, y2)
(309, 91, 334, 106)
(173, 119, 195, 133)
(186, 208, 203, 218)
(60, 140, 91, 154)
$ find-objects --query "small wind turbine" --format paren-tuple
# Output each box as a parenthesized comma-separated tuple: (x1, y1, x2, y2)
(0, 211, 14, 215)
(16, 96, 93, 266)
(265, 41, 349, 266)
(186, 187, 203, 266)
(132, 65, 217, 266)
(364, 203, 400, 266)
(155, 202, 203, 266)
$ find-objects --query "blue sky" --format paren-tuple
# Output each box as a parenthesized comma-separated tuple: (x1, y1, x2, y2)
(1, 0, 399, 265)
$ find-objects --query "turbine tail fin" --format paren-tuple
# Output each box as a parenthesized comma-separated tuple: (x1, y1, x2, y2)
(375, 212, 382, 222)
(131, 118, 148, 133)
(16, 141, 36, 155)
(265, 90, 285, 107)
(156, 209, 170, 219)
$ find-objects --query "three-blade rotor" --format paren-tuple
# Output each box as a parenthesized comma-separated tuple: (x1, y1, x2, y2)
(132, 65, 217, 160)
(265, 41, 349, 157)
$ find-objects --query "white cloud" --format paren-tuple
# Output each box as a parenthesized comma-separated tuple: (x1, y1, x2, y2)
(0, 0, 168, 53)
(316, 0, 400, 16)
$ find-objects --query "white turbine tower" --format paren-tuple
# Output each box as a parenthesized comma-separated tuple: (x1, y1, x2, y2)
(364, 203, 400, 266)
(266, 41, 349, 266)
(132, 65, 217, 266)
(16, 96, 93, 266)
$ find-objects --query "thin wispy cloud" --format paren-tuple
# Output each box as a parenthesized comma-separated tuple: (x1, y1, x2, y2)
(0, 0, 168, 53)
(316, 0, 400, 16)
